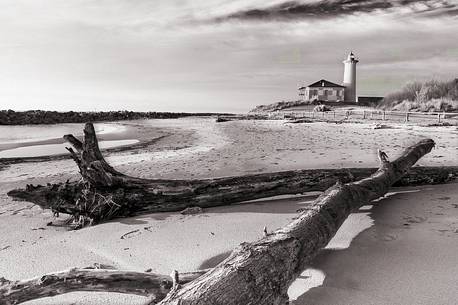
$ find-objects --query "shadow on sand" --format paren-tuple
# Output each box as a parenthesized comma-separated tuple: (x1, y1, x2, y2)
(113, 193, 321, 225)
(291, 187, 445, 305)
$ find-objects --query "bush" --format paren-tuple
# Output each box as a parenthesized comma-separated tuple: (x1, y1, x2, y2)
(379, 82, 422, 109)
(250, 100, 312, 113)
(391, 98, 458, 112)
(379, 79, 458, 112)
(379, 78, 458, 112)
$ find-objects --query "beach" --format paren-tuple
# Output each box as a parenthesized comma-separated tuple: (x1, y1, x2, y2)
(0, 117, 457, 304)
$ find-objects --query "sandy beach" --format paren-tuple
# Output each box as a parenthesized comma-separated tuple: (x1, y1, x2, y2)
(0, 117, 457, 304)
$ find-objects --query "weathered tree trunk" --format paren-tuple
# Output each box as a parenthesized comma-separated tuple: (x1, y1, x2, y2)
(1, 139, 436, 305)
(0, 267, 207, 305)
(156, 139, 436, 305)
(7, 123, 456, 225)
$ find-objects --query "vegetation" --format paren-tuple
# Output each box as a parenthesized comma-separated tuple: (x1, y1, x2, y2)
(249, 100, 308, 112)
(378, 78, 458, 112)
(0, 110, 228, 125)
(250, 100, 357, 113)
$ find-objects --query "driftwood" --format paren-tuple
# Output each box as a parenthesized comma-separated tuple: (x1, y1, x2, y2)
(155, 139, 435, 305)
(0, 267, 207, 305)
(7, 123, 457, 226)
(2, 139, 436, 304)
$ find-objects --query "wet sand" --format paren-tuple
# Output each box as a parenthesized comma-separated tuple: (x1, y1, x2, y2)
(0, 120, 169, 161)
(0, 117, 457, 304)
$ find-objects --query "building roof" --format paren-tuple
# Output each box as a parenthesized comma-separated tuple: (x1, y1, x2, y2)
(307, 79, 345, 88)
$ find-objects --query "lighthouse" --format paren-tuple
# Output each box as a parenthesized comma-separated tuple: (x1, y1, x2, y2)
(342, 52, 358, 103)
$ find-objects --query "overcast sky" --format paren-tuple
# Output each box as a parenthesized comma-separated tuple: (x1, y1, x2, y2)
(1, 0, 457, 113)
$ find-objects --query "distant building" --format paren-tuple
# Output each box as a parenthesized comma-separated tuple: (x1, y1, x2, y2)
(298, 52, 361, 103)
(299, 79, 345, 102)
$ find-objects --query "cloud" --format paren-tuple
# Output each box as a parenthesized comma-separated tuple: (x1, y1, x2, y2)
(213, 0, 458, 22)
(0, 0, 456, 112)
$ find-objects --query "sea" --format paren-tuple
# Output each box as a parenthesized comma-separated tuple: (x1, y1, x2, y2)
(0, 123, 137, 158)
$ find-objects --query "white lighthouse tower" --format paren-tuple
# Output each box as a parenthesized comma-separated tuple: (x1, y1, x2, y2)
(342, 51, 358, 103)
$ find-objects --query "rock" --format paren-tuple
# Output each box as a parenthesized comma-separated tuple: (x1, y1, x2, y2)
(216, 116, 231, 123)
(373, 124, 392, 130)
(180, 206, 203, 215)
(313, 104, 332, 112)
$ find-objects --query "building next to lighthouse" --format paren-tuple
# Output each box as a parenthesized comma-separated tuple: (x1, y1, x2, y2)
(298, 79, 345, 102)
(298, 52, 361, 103)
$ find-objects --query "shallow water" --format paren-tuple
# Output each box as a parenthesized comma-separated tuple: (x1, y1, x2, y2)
(0, 122, 134, 158)
(0, 139, 139, 158)
(0, 123, 125, 145)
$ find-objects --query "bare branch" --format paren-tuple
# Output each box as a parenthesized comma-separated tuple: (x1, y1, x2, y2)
(0, 268, 208, 305)
(63, 134, 83, 152)
(158, 140, 435, 305)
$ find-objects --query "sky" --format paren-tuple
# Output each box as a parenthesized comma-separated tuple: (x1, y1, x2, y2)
(0, 0, 457, 113)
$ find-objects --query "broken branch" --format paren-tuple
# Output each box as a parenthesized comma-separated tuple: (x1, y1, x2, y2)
(0, 268, 208, 305)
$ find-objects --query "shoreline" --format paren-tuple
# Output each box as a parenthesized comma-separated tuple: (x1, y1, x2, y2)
(0, 135, 170, 166)
(1, 117, 457, 167)
(0, 110, 229, 125)
(0, 121, 171, 165)
(0, 122, 125, 148)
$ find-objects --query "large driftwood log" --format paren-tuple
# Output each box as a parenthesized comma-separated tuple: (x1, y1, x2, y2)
(0, 267, 207, 305)
(1, 139, 436, 304)
(156, 139, 436, 305)
(7, 123, 456, 226)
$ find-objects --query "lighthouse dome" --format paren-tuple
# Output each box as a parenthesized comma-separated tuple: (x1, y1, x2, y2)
(346, 52, 357, 61)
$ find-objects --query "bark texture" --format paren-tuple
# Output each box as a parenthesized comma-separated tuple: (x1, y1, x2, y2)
(2, 139, 436, 305)
(156, 139, 435, 305)
(0, 268, 207, 305)
(7, 123, 455, 225)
